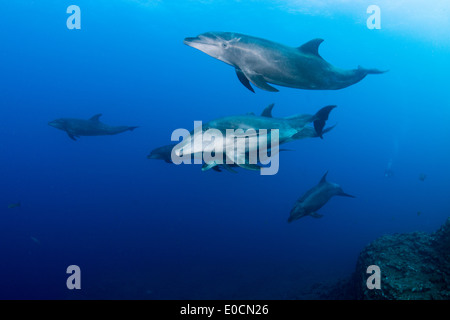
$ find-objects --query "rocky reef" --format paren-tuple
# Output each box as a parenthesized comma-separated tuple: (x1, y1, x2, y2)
(312, 217, 450, 300)
(354, 217, 450, 299)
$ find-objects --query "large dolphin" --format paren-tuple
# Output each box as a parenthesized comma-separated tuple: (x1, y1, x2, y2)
(48, 114, 138, 141)
(288, 172, 355, 223)
(184, 32, 386, 93)
(148, 106, 293, 173)
(173, 104, 336, 172)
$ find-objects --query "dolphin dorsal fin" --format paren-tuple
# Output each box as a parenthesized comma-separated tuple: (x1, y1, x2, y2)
(319, 171, 328, 184)
(90, 114, 102, 122)
(298, 39, 324, 59)
(261, 103, 275, 118)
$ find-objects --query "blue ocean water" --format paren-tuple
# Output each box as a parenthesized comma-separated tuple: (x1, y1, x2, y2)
(1, 0, 449, 299)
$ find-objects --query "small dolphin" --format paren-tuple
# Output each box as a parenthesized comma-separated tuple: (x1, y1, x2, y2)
(147, 144, 177, 163)
(288, 172, 355, 223)
(184, 32, 386, 93)
(8, 201, 21, 209)
(148, 143, 234, 172)
(149, 142, 291, 174)
(48, 114, 138, 141)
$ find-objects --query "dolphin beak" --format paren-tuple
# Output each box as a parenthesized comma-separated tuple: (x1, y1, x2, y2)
(183, 36, 200, 46)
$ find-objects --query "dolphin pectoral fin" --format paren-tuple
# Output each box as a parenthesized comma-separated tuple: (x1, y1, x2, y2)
(202, 161, 217, 172)
(236, 69, 255, 93)
(310, 212, 323, 219)
(243, 70, 279, 92)
(67, 133, 77, 141)
(221, 164, 238, 173)
(238, 163, 261, 171)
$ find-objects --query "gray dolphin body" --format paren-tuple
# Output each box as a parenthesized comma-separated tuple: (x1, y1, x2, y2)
(184, 32, 386, 93)
(48, 114, 138, 141)
(173, 104, 336, 172)
(288, 172, 355, 223)
(148, 105, 294, 173)
(147, 143, 235, 172)
(148, 144, 177, 163)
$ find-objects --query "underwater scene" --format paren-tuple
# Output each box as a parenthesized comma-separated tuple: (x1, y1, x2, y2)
(1, 0, 449, 300)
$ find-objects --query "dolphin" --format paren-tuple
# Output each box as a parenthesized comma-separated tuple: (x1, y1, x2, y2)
(48, 114, 138, 141)
(148, 106, 293, 173)
(288, 172, 355, 223)
(184, 32, 386, 93)
(173, 104, 336, 172)
(147, 143, 238, 173)
(147, 144, 178, 163)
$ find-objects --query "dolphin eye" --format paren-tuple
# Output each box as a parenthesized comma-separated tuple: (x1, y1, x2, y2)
(222, 43, 228, 48)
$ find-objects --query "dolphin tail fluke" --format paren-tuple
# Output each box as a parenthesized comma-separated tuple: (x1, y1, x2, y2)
(338, 191, 356, 198)
(238, 163, 261, 171)
(321, 124, 337, 136)
(203, 162, 237, 173)
(313, 105, 337, 139)
(358, 65, 388, 75)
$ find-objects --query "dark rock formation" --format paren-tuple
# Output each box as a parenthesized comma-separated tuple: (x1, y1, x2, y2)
(354, 217, 450, 300)
(309, 217, 450, 300)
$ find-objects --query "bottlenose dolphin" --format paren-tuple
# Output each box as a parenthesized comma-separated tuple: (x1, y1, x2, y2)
(147, 143, 225, 172)
(48, 114, 138, 141)
(184, 32, 386, 93)
(173, 104, 336, 172)
(148, 105, 293, 173)
(148, 144, 177, 163)
(288, 172, 355, 223)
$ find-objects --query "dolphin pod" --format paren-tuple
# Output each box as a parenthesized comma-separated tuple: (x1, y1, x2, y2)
(48, 114, 138, 141)
(184, 31, 386, 93)
(47, 30, 370, 223)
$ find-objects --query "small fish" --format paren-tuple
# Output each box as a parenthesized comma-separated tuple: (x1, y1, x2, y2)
(417, 211, 422, 216)
(419, 173, 426, 181)
(8, 202, 21, 209)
